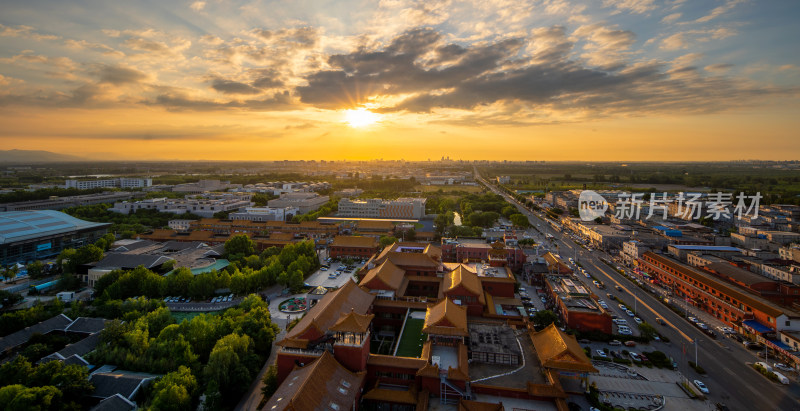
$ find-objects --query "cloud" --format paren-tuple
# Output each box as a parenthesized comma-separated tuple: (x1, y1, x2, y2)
(210, 78, 262, 95)
(190, 1, 206, 12)
(573, 24, 636, 69)
(96, 65, 147, 85)
(695, 0, 745, 23)
(602, 0, 657, 14)
(704, 63, 734, 73)
(290, 27, 793, 121)
(661, 13, 682, 24)
(660, 27, 737, 50)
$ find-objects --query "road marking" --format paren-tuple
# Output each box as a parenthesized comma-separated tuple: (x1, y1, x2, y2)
(588, 260, 694, 344)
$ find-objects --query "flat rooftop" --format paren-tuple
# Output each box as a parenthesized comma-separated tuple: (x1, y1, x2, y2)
(468, 323, 521, 356)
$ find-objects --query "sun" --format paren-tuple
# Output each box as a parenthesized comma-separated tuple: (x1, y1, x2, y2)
(343, 108, 381, 128)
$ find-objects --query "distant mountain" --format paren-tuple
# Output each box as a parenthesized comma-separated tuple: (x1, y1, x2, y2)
(0, 150, 86, 163)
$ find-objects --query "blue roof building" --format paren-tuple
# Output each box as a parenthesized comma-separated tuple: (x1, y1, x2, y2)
(0, 210, 110, 266)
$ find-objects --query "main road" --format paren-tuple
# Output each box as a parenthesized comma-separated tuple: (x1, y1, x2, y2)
(475, 167, 800, 411)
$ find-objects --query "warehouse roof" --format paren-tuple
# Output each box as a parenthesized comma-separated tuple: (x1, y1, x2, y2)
(0, 210, 110, 244)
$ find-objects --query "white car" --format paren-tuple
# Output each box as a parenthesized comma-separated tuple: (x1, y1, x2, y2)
(633, 317, 642, 324)
(774, 363, 794, 372)
(619, 303, 627, 310)
(626, 310, 635, 317)
(595, 349, 607, 358)
(688, 316, 698, 323)
(693, 380, 709, 394)
(697, 323, 708, 330)
(618, 327, 632, 335)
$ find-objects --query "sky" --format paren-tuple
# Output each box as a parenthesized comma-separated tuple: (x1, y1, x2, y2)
(1, 0, 799, 161)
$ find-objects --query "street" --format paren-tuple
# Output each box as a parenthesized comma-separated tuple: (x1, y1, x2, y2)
(475, 169, 800, 411)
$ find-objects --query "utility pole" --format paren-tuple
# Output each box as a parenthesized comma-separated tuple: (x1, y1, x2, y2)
(695, 339, 698, 365)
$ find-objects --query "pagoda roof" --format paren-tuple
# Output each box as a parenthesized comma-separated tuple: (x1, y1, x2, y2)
(329, 310, 374, 333)
(359, 259, 406, 290)
(423, 298, 468, 337)
(529, 324, 597, 373)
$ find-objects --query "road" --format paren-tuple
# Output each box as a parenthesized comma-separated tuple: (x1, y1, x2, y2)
(475, 168, 800, 411)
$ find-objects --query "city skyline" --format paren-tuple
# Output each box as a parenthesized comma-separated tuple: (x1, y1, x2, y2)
(1, 0, 799, 161)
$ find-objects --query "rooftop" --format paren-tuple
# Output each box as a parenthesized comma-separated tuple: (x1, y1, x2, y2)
(0, 210, 110, 244)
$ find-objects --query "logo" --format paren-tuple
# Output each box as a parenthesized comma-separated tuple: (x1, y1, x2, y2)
(579, 190, 608, 221)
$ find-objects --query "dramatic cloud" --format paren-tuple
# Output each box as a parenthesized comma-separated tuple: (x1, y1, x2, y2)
(96, 65, 147, 85)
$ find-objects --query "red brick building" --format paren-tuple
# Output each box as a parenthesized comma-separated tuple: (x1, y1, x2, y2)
(330, 236, 380, 259)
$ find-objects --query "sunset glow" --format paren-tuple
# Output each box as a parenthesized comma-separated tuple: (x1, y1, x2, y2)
(344, 108, 381, 129)
(0, 1, 798, 160)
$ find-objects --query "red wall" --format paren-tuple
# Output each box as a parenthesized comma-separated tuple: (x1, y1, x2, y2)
(334, 341, 370, 373)
(276, 352, 321, 383)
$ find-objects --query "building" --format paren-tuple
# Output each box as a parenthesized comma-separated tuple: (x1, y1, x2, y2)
(172, 179, 240, 194)
(330, 236, 380, 259)
(338, 198, 426, 219)
(267, 242, 597, 410)
(0, 191, 139, 212)
(637, 252, 800, 333)
(544, 275, 613, 334)
(496, 176, 510, 184)
(0, 210, 110, 266)
(334, 188, 364, 198)
(168, 219, 194, 231)
(110, 193, 252, 218)
(440, 238, 527, 271)
(268, 192, 330, 214)
(65, 178, 151, 190)
(667, 245, 742, 263)
(229, 206, 299, 222)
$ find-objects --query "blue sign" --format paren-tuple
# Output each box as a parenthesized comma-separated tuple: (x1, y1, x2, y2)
(36, 242, 52, 252)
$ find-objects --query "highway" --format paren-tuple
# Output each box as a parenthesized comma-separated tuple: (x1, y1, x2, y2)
(475, 168, 800, 411)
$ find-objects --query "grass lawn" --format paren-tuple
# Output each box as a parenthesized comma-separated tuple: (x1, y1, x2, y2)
(395, 318, 426, 358)
(171, 311, 221, 323)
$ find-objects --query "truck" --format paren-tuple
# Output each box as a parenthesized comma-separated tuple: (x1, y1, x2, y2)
(56, 291, 75, 302)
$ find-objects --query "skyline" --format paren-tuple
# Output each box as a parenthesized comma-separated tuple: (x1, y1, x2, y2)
(1, 0, 800, 161)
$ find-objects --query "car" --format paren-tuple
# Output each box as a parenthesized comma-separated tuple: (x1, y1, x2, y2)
(629, 352, 642, 362)
(633, 317, 642, 324)
(705, 329, 717, 339)
(523, 300, 534, 307)
(164, 296, 172, 302)
(697, 323, 708, 330)
(656, 317, 666, 325)
(328, 273, 337, 279)
(744, 341, 764, 350)
(609, 340, 622, 346)
(619, 303, 627, 310)
(774, 363, 794, 372)
(618, 329, 633, 336)
(320, 267, 328, 271)
(579, 339, 591, 344)
(613, 319, 627, 325)
(520, 295, 531, 301)
(626, 310, 635, 317)
(606, 293, 614, 299)
(693, 380, 709, 394)
(688, 316, 698, 323)
(519, 287, 526, 292)
(624, 340, 637, 347)
(610, 350, 621, 358)
(595, 350, 607, 358)
(615, 285, 624, 292)
(639, 353, 649, 363)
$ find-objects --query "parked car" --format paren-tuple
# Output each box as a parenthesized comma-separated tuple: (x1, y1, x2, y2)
(618, 327, 633, 335)
(694, 380, 709, 394)
(633, 317, 642, 324)
(579, 339, 591, 344)
(774, 363, 794, 373)
(639, 353, 649, 363)
(774, 372, 791, 385)
(697, 323, 708, 330)
(610, 350, 621, 359)
(629, 352, 642, 362)
(609, 340, 622, 346)
(595, 350, 607, 358)
(688, 316, 698, 323)
(744, 341, 764, 350)
(624, 340, 637, 347)
(619, 303, 627, 310)
(626, 310, 635, 317)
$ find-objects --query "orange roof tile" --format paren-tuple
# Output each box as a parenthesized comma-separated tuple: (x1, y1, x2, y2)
(357, 220, 395, 231)
(367, 354, 428, 369)
(263, 351, 365, 411)
(443, 265, 485, 303)
(362, 385, 418, 404)
(459, 399, 505, 411)
(329, 310, 374, 333)
(529, 324, 597, 373)
(359, 259, 406, 290)
(277, 280, 375, 348)
(423, 298, 468, 337)
(332, 235, 379, 248)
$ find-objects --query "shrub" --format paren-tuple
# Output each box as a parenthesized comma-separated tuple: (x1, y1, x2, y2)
(688, 361, 706, 374)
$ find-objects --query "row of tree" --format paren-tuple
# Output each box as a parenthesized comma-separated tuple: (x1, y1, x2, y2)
(0, 356, 94, 410)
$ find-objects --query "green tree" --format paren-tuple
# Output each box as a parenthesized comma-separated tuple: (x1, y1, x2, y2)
(260, 365, 279, 401)
(224, 235, 255, 259)
(150, 366, 197, 411)
(532, 310, 559, 329)
(203, 334, 259, 403)
(509, 213, 530, 228)
(639, 322, 657, 340)
(26, 261, 45, 279)
(379, 236, 398, 249)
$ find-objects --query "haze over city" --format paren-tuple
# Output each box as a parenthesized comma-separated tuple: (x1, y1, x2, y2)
(1, 0, 799, 161)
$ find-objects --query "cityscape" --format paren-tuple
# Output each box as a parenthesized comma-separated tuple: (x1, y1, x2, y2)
(2, 1, 800, 411)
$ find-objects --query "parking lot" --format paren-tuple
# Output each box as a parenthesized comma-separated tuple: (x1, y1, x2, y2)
(305, 259, 366, 288)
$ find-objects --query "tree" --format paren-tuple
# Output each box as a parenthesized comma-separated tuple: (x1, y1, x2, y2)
(531, 310, 559, 329)
(639, 322, 657, 340)
(509, 213, 530, 228)
(75, 245, 104, 266)
(379, 236, 398, 249)
(260, 365, 279, 401)
(26, 261, 45, 279)
(224, 235, 255, 259)
(203, 334, 259, 403)
(150, 366, 197, 411)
